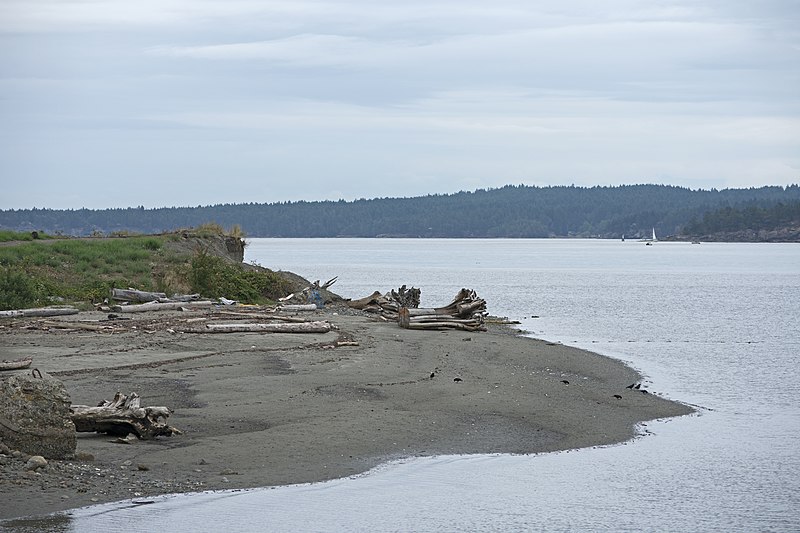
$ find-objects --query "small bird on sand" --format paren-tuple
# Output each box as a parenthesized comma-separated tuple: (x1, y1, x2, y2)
(626, 383, 636, 389)
(560, 380, 569, 385)
(453, 377, 463, 382)
(430, 372, 435, 379)
(613, 394, 623, 399)
(634, 383, 642, 390)
(640, 389, 649, 394)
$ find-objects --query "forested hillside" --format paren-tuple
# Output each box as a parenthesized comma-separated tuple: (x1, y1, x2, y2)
(680, 200, 800, 241)
(2, 184, 799, 239)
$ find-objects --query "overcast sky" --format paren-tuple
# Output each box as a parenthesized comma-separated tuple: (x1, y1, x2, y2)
(1, 1, 798, 209)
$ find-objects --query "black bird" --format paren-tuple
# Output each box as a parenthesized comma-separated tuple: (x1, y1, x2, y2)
(453, 377, 463, 382)
(613, 394, 622, 399)
(640, 389, 649, 394)
(626, 383, 636, 389)
(634, 383, 642, 390)
(430, 372, 435, 379)
(560, 380, 569, 385)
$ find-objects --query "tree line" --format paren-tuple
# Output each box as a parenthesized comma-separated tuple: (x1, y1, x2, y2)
(1, 184, 799, 239)
(681, 200, 800, 236)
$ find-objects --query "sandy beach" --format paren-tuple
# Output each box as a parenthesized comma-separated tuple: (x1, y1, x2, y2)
(0, 305, 692, 521)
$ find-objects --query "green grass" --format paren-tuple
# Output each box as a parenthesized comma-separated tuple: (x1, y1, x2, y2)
(0, 230, 287, 310)
(188, 249, 287, 303)
(0, 230, 55, 242)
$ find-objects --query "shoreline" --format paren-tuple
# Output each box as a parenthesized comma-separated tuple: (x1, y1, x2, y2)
(1, 306, 693, 521)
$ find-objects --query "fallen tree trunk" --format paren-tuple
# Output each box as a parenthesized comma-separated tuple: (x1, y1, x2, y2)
(39, 321, 113, 332)
(203, 321, 332, 333)
(347, 286, 420, 319)
(399, 321, 486, 332)
(111, 300, 213, 313)
(347, 291, 384, 310)
(111, 288, 202, 303)
(164, 293, 202, 302)
(0, 357, 33, 370)
(212, 311, 309, 323)
(111, 288, 167, 303)
(279, 304, 318, 312)
(70, 392, 181, 439)
(0, 307, 79, 318)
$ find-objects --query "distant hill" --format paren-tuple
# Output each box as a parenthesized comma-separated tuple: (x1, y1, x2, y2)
(677, 200, 800, 242)
(1, 184, 799, 240)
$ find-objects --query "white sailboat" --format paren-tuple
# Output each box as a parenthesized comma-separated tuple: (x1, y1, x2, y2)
(645, 227, 657, 245)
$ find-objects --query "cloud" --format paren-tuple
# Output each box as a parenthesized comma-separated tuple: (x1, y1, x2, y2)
(0, 1, 798, 209)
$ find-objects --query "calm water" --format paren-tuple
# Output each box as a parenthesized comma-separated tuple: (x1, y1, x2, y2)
(8, 239, 800, 532)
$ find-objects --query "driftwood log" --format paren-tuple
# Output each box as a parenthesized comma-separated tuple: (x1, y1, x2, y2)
(111, 288, 167, 303)
(70, 392, 181, 439)
(348, 285, 421, 319)
(111, 300, 213, 313)
(111, 288, 202, 303)
(279, 304, 318, 312)
(39, 320, 113, 332)
(203, 321, 332, 333)
(347, 291, 384, 310)
(0, 357, 33, 371)
(0, 307, 79, 318)
(212, 311, 309, 323)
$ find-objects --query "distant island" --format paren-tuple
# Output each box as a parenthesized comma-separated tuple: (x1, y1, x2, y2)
(1, 184, 799, 242)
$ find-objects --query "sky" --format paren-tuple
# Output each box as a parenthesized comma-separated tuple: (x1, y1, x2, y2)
(1, 1, 799, 209)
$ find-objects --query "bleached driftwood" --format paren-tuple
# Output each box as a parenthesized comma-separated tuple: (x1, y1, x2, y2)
(347, 286, 421, 319)
(111, 288, 167, 303)
(112, 288, 203, 303)
(213, 311, 307, 323)
(70, 392, 182, 439)
(0, 307, 79, 318)
(312, 277, 339, 290)
(204, 321, 332, 333)
(0, 357, 33, 371)
(167, 293, 202, 302)
(279, 304, 318, 312)
(39, 320, 113, 332)
(111, 300, 213, 313)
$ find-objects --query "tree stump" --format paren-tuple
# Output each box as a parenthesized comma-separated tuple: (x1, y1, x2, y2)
(70, 392, 182, 439)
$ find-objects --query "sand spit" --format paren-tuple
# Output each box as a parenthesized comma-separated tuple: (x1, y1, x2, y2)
(0, 305, 692, 520)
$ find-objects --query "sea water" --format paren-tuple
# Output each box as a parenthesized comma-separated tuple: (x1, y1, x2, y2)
(7, 239, 799, 532)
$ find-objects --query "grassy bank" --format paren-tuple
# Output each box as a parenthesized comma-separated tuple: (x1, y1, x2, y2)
(0, 227, 289, 310)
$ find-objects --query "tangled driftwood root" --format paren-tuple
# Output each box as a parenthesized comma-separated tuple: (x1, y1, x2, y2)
(70, 392, 182, 440)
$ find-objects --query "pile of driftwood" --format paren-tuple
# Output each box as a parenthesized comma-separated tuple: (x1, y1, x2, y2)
(111, 288, 203, 304)
(349, 287, 487, 331)
(71, 392, 182, 440)
(107, 287, 214, 313)
(347, 285, 421, 319)
(399, 288, 487, 331)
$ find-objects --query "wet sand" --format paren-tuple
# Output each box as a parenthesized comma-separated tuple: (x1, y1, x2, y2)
(0, 306, 692, 520)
